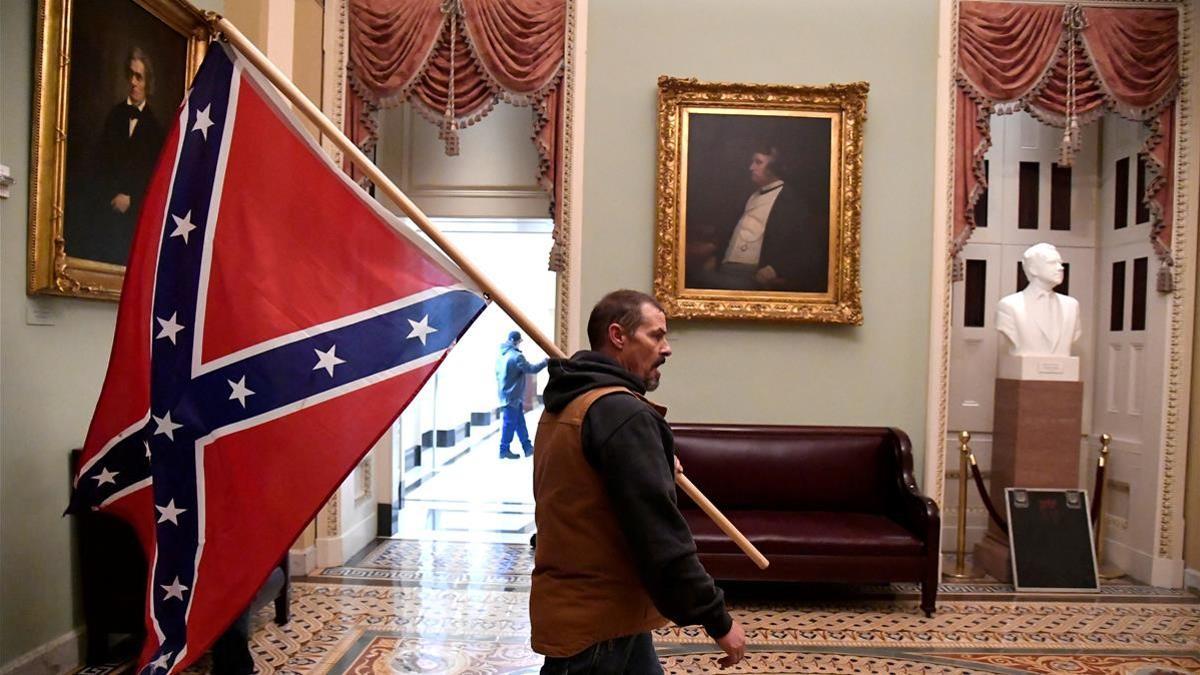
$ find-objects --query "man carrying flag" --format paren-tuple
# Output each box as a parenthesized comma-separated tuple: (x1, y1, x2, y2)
(69, 41, 486, 673)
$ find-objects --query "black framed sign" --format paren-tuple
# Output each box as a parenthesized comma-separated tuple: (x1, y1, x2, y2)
(1006, 488, 1099, 592)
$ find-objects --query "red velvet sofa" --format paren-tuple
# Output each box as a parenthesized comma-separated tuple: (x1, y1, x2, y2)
(672, 424, 941, 616)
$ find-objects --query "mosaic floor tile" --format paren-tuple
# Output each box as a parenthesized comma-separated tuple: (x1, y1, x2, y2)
(242, 539, 1200, 674)
(82, 538, 1200, 674)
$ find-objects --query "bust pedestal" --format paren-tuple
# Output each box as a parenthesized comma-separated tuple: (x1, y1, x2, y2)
(974, 357, 1083, 582)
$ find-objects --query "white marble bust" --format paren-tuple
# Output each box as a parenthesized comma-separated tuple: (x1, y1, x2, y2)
(996, 243, 1081, 356)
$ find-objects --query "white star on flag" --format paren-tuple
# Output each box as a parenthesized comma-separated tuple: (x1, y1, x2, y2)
(228, 375, 255, 407)
(149, 652, 173, 671)
(152, 411, 182, 441)
(93, 467, 119, 486)
(156, 312, 185, 344)
(144, 440, 151, 459)
(161, 576, 189, 601)
(192, 104, 214, 140)
(313, 345, 346, 377)
(170, 210, 197, 244)
(156, 499, 188, 525)
(407, 315, 438, 346)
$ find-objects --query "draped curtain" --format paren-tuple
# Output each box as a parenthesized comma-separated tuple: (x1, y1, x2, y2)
(953, 2, 1179, 287)
(346, 0, 569, 270)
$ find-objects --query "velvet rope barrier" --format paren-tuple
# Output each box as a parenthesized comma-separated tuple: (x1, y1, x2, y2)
(968, 451, 1008, 535)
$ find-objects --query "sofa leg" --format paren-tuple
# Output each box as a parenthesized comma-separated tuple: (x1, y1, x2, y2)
(920, 575, 937, 617)
(274, 582, 289, 625)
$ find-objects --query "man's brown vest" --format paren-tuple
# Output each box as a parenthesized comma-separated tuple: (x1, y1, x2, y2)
(530, 386, 668, 657)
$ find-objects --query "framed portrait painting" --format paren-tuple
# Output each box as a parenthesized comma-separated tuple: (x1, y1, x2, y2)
(653, 77, 867, 324)
(29, 0, 210, 300)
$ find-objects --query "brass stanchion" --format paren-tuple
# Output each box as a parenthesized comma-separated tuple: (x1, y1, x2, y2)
(1093, 434, 1124, 580)
(945, 431, 983, 580)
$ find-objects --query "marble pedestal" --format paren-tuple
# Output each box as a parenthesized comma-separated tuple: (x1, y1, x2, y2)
(974, 375, 1083, 582)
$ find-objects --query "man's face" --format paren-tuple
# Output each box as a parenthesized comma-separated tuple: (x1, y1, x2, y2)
(748, 152, 776, 187)
(128, 58, 148, 105)
(615, 304, 672, 392)
(1028, 250, 1065, 288)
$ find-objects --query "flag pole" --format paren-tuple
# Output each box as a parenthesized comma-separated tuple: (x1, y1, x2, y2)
(206, 13, 768, 570)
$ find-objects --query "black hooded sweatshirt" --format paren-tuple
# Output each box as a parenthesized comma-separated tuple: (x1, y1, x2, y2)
(541, 350, 732, 639)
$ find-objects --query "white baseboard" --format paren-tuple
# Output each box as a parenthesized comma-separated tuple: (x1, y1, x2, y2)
(1185, 567, 1200, 593)
(315, 510, 377, 568)
(1148, 555, 1185, 588)
(0, 627, 83, 675)
(289, 545, 317, 575)
(1103, 537, 1155, 584)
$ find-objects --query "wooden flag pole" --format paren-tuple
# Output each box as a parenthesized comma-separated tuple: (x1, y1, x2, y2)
(676, 474, 770, 570)
(208, 14, 768, 571)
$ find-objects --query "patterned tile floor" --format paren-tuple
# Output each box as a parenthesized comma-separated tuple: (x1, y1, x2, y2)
(84, 446, 1200, 674)
(390, 411, 538, 545)
(203, 538, 1200, 675)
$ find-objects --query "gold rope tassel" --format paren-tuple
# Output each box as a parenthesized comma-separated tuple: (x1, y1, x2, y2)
(1059, 4, 1086, 167)
(439, 0, 461, 156)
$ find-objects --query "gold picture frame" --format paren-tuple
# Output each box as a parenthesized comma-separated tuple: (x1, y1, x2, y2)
(29, 0, 209, 300)
(653, 76, 867, 324)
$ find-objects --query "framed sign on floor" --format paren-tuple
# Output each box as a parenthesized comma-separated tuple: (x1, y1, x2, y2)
(1006, 488, 1099, 593)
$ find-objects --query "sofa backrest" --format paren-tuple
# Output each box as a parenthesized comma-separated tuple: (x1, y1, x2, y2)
(670, 424, 907, 513)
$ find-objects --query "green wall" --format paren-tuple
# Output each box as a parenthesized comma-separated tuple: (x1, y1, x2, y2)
(0, 0, 220, 664)
(580, 0, 938, 466)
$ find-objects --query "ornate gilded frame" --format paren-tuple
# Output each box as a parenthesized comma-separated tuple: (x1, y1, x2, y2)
(28, 0, 209, 300)
(653, 76, 867, 324)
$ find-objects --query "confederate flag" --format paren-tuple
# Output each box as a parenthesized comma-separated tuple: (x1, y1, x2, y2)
(68, 43, 487, 673)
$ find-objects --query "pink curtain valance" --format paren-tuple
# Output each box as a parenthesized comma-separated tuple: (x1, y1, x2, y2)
(346, 0, 568, 270)
(953, 2, 1179, 286)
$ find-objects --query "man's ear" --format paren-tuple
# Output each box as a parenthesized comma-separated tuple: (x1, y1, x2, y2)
(607, 322, 624, 350)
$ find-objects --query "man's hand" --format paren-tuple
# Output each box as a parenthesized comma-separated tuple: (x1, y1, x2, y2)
(688, 241, 717, 259)
(754, 265, 777, 285)
(111, 193, 131, 214)
(674, 456, 683, 476)
(715, 620, 746, 668)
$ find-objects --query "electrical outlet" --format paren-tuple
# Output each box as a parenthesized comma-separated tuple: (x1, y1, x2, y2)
(26, 297, 62, 326)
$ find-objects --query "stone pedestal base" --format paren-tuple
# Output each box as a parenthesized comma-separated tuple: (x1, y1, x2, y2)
(975, 532, 1014, 583)
(992, 378, 1083, 490)
(977, 378, 1084, 583)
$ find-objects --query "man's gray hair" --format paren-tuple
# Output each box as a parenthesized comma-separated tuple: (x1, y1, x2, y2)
(128, 46, 154, 96)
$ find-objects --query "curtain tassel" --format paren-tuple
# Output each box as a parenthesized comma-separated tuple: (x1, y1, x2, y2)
(1058, 4, 1086, 167)
(439, 0, 462, 156)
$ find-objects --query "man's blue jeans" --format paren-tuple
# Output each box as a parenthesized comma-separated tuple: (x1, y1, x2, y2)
(539, 632, 663, 674)
(499, 402, 532, 457)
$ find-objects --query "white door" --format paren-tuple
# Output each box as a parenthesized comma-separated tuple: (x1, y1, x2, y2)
(1088, 113, 1168, 581)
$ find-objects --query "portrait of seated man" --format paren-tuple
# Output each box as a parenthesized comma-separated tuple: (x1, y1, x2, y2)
(686, 144, 829, 294)
(65, 45, 168, 267)
(94, 47, 165, 264)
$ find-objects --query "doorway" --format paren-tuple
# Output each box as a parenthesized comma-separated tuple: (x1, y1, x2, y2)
(390, 218, 555, 544)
